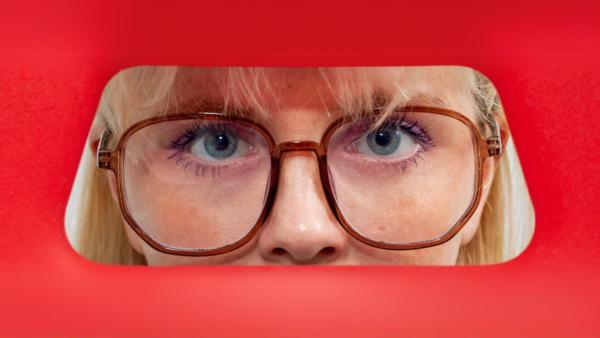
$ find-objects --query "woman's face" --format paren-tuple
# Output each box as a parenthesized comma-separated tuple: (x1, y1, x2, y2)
(103, 67, 497, 265)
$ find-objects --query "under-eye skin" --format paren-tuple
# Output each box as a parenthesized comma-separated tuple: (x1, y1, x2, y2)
(166, 120, 261, 178)
(341, 115, 435, 172)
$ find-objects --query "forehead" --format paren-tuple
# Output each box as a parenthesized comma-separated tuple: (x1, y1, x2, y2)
(105, 66, 477, 132)
(177, 67, 473, 109)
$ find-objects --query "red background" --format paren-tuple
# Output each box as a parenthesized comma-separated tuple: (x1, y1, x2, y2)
(1, 1, 599, 337)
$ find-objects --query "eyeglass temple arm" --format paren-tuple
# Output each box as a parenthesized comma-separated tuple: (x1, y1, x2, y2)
(485, 112, 509, 157)
(97, 129, 114, 170)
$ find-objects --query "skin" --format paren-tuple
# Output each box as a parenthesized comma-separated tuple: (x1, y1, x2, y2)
(97, 67, 498, 265)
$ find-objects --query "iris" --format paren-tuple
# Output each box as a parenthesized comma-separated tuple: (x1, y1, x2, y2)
(204, 132, 238, 159)
(367, 127, 401, 155)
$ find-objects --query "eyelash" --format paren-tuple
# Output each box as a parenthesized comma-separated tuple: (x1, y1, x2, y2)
(166, 121, 238, 178)
(346, 115, 436, 172)
(377, 116, 434, 146)
(168, 121, 233, 149)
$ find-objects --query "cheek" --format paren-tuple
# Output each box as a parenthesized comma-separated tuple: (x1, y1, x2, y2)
(121, 150, 271, 251)
(458, 184, 488, 246)
(347, 234, 462, 265)
(140, 234, 263, 265)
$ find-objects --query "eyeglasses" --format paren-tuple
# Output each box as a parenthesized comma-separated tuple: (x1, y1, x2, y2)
(97, 106, 508, 256)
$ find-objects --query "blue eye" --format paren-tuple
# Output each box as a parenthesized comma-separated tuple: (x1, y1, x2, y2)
(166, 119, 272, 178)
(353, 122, 420, 160)
(168, 121, 253, 163)
(203, 132, 238, 159)
(189, 130, 249, 162)
(366, 127, 402, 155)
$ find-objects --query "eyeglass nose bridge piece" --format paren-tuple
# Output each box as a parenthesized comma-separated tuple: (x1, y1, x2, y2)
(277, 140, 323, 156)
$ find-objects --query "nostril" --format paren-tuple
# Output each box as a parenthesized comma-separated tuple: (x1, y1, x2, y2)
(271, 246, 336, 259)
(319, 246, 336, 256)
(272, 247, 287, 256)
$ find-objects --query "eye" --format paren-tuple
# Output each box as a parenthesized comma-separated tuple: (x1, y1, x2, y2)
(188, 130, 251, 162)
(354, 123, 419, 159)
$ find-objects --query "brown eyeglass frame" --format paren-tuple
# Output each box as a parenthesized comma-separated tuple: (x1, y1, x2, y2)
(96, 106, 509, 256)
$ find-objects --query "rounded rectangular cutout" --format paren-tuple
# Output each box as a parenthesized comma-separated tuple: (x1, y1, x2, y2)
(65, 66, 534, 265)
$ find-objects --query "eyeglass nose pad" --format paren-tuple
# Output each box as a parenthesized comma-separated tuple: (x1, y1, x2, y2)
(261, 157, 280, 214)
(317, 155, 343, 224)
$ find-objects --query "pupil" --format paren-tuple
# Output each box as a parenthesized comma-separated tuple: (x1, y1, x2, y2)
(375, 130, 392, 146)
(367, 126, 401, 155)
(214, 134, 229, 151)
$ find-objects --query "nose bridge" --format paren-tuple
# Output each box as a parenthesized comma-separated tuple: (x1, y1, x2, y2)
(258, 140, 348, 263)
(275, 139, 339, 219)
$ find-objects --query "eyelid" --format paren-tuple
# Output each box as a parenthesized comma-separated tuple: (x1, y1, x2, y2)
(169, 119, 273, 162)
(339, 114, 435, 153)
(340, 114, 409, 141)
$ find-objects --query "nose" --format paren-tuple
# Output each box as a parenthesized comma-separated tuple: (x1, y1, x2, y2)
(258, 151, 348, 264)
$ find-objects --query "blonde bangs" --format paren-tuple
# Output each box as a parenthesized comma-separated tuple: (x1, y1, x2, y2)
(97, 67, 478, 136)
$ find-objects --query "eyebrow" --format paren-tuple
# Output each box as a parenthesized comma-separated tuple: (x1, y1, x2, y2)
(356, 90, 453, 130)
(404, 92, 449, 107)
(371, 90, 449, 110)
(160, 90, 450, 121)
(161, 98, 248, 118)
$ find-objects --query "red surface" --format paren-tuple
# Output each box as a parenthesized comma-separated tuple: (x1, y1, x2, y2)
(1, 1, 599, 337)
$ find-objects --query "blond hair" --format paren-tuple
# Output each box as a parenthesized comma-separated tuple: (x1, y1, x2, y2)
(67, 66, 534, 265)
